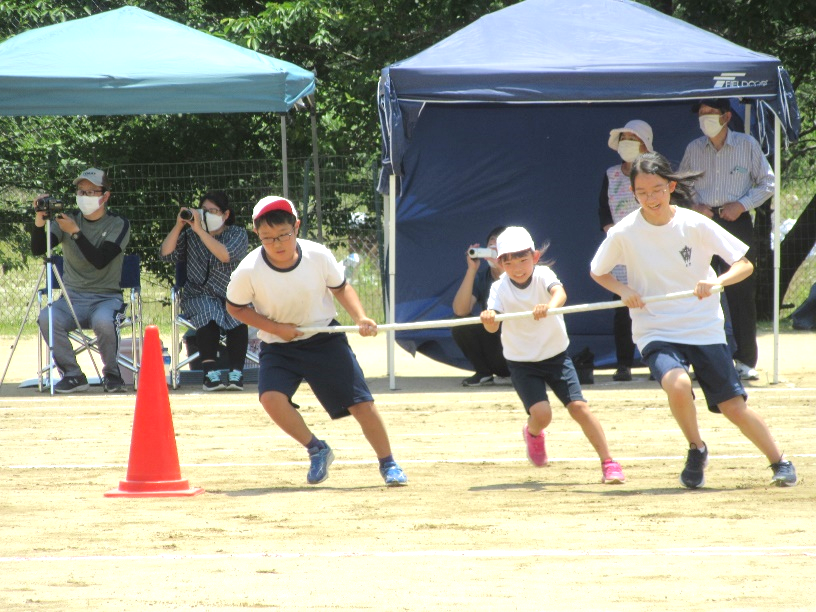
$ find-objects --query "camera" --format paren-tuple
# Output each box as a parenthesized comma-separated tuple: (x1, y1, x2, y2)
(35, 196, 64, 219)
(179, 208, 194, 221)
(468, 247, 497, 259)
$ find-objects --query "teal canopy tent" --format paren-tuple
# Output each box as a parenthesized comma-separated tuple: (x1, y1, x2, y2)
(0, 6, 320, 202)
(0, 6, 314, 115)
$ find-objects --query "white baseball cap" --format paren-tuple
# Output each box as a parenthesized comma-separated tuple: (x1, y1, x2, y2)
(496, 226, 535, 257)
(607, 119, 654, 152)
(252, 196, 298, 221)
(73, 167, 109, 189)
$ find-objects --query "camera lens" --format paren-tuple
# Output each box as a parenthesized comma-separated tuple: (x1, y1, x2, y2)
(180, 209, 193, 221)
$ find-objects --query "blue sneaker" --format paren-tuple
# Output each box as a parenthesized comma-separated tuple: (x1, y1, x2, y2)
(379, 461, 408, 487)
(770, 459, 798, 487)
(307, 444, 334, 484)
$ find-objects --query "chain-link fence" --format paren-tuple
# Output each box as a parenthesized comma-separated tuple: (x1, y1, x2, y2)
(0, 155, 384, 334)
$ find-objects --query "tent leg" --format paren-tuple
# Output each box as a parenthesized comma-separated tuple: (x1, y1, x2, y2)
(772, 114, 781, 384)
(280, 114, 289, 199)
(388, 174, 397, 390)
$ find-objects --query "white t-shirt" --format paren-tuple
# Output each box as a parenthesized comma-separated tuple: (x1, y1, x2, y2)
(226, 239, 346, 343)
(487, 266, 570, 362)
(590, 206, 748, 349)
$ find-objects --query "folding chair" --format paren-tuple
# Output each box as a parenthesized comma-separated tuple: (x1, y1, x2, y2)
(34, 254, 143, 390)
(170, 260, 259, 389)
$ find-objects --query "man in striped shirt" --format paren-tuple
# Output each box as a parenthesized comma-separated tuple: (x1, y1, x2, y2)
(679, 99, 774, 381)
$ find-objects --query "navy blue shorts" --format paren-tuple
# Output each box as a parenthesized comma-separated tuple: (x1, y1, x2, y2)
(507, 351, 585, 414)
(257, 329, 373, 420)
(640, 341, 746, 413)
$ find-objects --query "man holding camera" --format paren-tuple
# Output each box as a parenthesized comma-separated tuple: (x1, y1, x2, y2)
(451, 225, 512, 387)
(31, 168, 131, 393)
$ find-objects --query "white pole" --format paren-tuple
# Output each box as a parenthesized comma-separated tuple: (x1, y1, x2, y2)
(310, 99, 324, 243)
(299, 287, 722, 334)
(772, 114, 781, 384)
(387, 174, 397, 390)
(280, 114, 289, 199)
(744, 102, 751, 135)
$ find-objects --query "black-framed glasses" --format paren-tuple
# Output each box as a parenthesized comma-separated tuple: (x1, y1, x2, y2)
(76, 189, 104, 197)
(259, 231, 294, 244)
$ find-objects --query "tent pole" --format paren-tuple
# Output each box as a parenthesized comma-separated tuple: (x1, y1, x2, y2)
(388, 174, 397, 390)
(280, 114, 289, 199)
(310, 100, 324, 242)
(772, 114, 781, 384)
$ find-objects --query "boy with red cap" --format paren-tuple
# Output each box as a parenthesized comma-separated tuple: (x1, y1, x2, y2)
(226, 196, 407, 486)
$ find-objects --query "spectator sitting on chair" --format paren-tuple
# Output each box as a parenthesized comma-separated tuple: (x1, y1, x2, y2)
(31, 168, 131, 394)
(451, 225, 513, 387)
(160, 191, 249, 391)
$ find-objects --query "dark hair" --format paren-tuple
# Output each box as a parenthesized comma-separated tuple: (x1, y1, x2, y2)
(486, 225, 507, 244)
(497, 242, 553, 267)
(253, 209, 297, 230)
(691, 98, 731, 114)
(629, 152, 702, 208)
(199, 190, 234, 225)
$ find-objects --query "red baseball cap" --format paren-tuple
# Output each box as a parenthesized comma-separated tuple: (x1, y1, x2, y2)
(252, 196, 298, 221)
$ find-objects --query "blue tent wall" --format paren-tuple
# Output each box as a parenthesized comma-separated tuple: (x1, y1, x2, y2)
(394, 100, 706, 369)
(380, 0, 799, 372)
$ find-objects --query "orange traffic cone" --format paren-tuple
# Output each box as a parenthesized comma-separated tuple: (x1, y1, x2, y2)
(105, 325, 204, 497)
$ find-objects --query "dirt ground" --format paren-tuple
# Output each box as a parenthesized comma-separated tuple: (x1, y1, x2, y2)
(1, 330, 814, 611)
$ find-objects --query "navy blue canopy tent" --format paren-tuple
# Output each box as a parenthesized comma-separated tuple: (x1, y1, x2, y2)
(0, 6, 319, 200)
(378, 0, 799, 377)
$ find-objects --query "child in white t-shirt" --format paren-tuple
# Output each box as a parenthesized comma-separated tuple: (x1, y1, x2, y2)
(226, 196, 407, 487)
(480, 226, 625, 484)
(590, 151, 797, 488)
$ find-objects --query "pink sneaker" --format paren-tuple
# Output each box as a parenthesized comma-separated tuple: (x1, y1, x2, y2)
(522, 425, 548, 467)
(601, 459, 625, 484)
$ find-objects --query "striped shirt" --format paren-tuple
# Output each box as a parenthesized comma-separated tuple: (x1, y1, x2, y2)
(600, 165, 640, 285)
(161, 225, 249, 330)
(679, 129, 774, 212)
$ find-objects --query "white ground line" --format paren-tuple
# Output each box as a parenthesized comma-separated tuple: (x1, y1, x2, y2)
(7, 453, 816, 470)
(2, 545, 815, 563)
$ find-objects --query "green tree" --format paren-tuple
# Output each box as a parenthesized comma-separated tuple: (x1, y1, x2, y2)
(221, 0, 515, 156)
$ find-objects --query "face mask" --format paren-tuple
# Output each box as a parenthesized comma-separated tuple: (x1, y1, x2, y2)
(203, 210, 224, 233)
(76, 195, 101, 215)
(699, 114, 725, 138)
(617, 140, 642, 163)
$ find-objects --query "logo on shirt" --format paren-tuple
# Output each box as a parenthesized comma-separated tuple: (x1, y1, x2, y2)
(712, 72, 769, 88)
(680, 246, 692, 267)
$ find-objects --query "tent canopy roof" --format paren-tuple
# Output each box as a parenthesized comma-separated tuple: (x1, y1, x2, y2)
(380, 0, 799, 179)
(0, 6, 315, 116)
(384, 0, 791, 106)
